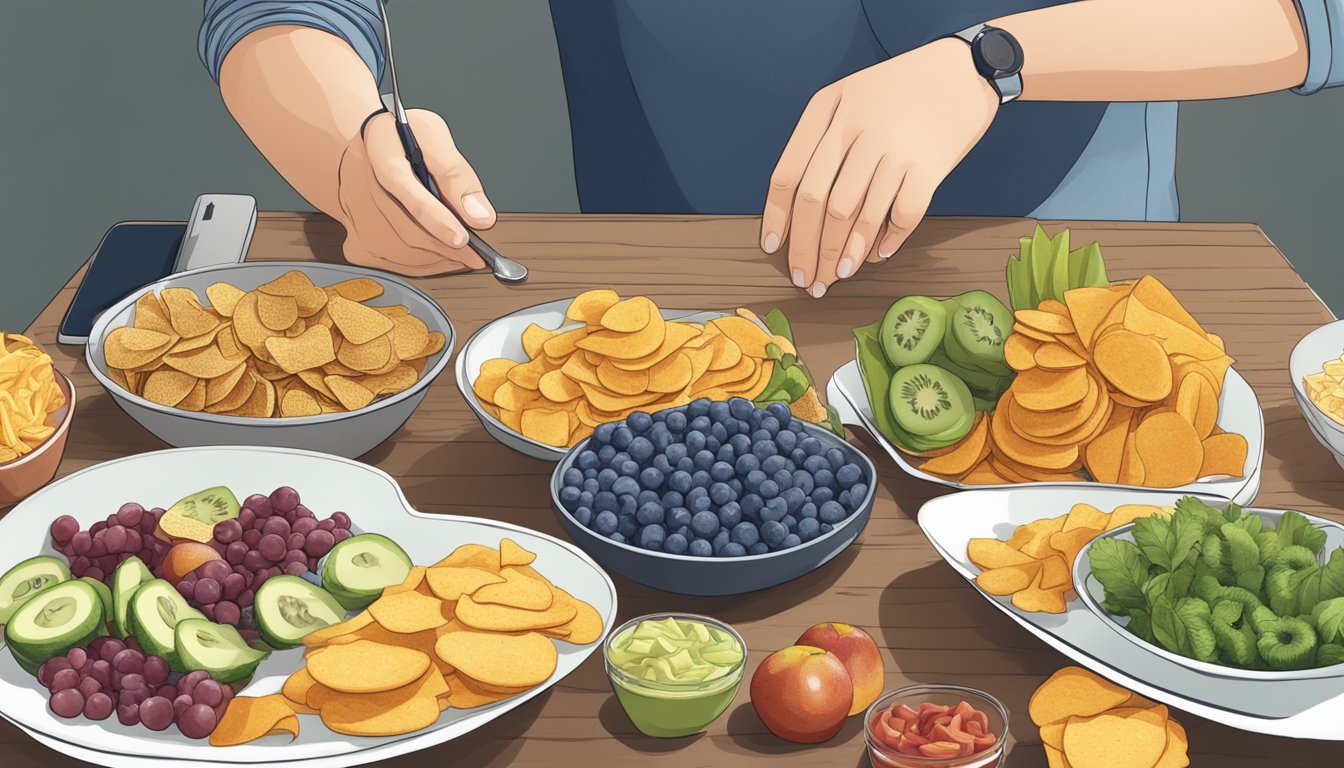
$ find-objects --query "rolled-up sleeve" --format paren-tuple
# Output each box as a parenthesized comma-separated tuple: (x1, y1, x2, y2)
(1293, 0, 1344, 93)
(198, 0, 385, 83)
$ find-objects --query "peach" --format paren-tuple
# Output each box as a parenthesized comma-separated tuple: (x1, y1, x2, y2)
(750, 645, 852, 744)
(797, 622, 885, 715)
(161, 542, 222, 584)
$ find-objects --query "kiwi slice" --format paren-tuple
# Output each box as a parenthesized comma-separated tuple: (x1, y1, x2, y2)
(161, 486, 241, 543)
(879, 296, 947, 368)
(947, 291, 1013, 374)
(887, 363, 975, 440)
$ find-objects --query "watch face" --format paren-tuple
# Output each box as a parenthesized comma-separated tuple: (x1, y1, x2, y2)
(974, 29, 1024, 78)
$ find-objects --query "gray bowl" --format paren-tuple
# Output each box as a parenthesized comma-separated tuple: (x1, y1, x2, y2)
(1289, 319, 1344, 471)
(549, 416, 876, 595)
(86, 262, 454, 459)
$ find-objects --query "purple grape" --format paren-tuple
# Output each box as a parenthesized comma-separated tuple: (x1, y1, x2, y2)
(112, 649, 143, 674)
(263, 566, 281, 581)
(121, 673, 146, 693)
(283, 548, 307, 566)
(51, 668, 80, 692)
(99, 640, 125, 663)
(118, 702, 141, 726)
(283, 562, 307, 576)
(214, 519, 242, 545)
(90, 660, 112, 687)
(199, 560, 231, 583)
(330, 511, 351, 530)
(105, 514, 120, 528)
(144, 656, 169, 687)
(192, 679, 224, 708)
(292, 517, 317, 536)
(238, 590, 254, 608)
(68, 556, 90, 578)
(84, 691, 113, 720)
(285, 532, 305, 552)
(242, 549, 266, 571)
(50, 515, 79, 543)
(111, 670, 125, 690)
(87, 539, 107, 558)
(71, 532, 91, 555)
(239, 607, 255, 629)
(124, 635, 141, 653)
(200, 603, 216, 621)
(90, 521, 107, 536)
(140, 696, 174, 731)
(138, 511, 160, 534)
(293, 504, 314, 520)
(214, 601, 241, 626)
(245, 494, 274, 519)
(102, 525, 128, 554)
(172, 694, 193, 721)
(177, 580, 196, 601)
(222, 573, 245, 601)
(316, 518, 336, 533)
(88, 636, 110, 654)
(137, 546, 156, 564)
(242, 529, 262, 549)
(50, 689, 85, 718)
(178, 703, 218, 739)
(333, 529, 352, 544)
(154, 684, 177, 700)
(180, 670, 210, 695)
(66, 647, 87, 670)
(261, 516, 290, 539)
(226, 541, 248, 566)
(195, 578, 222, 605)
(258, 534, 286, 563)
(119, 689, 140, 707)
(85, 566, 106, 582)
(78, 677, 102, 699)
(124, 529, 143, 554)
(305, 530, 335, 558)
(116, 503, 145, 528)
(269, 487, 299, 514)
(39, 656, 71, 688)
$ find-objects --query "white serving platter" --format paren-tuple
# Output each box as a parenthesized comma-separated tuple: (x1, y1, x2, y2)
(827, 358, 1263, 504)
(0, 446, 616, 767)
(918, 486, 1344, 739)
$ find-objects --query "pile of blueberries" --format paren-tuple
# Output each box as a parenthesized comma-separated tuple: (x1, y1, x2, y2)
(557, 397, 870, 558)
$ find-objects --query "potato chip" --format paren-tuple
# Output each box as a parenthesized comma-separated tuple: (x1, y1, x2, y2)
(434, 543, 503, 572)
(1063, 286, 1126, 349)
(133, 291, 176, 335)
(281, 668, 321, 715)
(325, 375, 374, 411)
(326, 277, 384, 303)
(1105, 504, 1167, 531)
(1013, 568, 1068, 614)
(500, 538, 537, 567)
(967, 538, 1036, 570)
(600, 296, 655, 332)
(609, 323, 700, 371)
(229, 373, 276, 417)
(369, 589, 451, 634)
(336, 334, 393, 372)
(1035, 343, 1086, 370)
(323, 294, 395, 345)
(209, 694, 301, 746)
(576, 317, 667, 360)
(435, 630, 558, 689)
(141, 369, 197, 407)
(162, 287, 220, 338)
(538, 369, 583, 402)
(1013, 366, 1090, 412)
(444, 671, 513, 709)
(1153, 718, 1190, 768)
(1133, 411, 1203, 487)
(991, 406, 1081, 470)
(975, 562, 1041, 595)
(260, 325, 336, 374)
(470, 568, 553, 611)
(647, 352, 694, 394)
(456, 594, 576, 632)
(1029, 667, 1132, 726)
(1016, 309, 1075, 336)
(425, 566, 504, 601)
(104, 327, 174, 369)
(318, 668, 446, 737)
(1041, 720, 1066, 751)
(1062, 709, 1167, 768)
(596, 360, 650, 395)
(1199, 432, 1248, 478)
(1004, 333, 1041, 371)
(1093, 331, 1172, 403)
(307, 640, 431, 693)
(709, 316, 773, 358)
(257, 292, 300, 332)
(566, 289, 621, 325)
(520, 408, 570, 446)
(1038, 554, 1071, 590)
(473, 358, 517, 403)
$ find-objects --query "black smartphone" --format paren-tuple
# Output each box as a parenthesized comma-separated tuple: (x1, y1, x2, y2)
(57, 222, 186, 345)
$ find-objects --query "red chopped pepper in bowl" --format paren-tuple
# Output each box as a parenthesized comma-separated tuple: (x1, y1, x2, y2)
(864, 684, 1007, 768)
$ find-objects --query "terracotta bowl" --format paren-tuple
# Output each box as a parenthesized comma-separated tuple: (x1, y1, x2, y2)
(0, 371, 75, 506)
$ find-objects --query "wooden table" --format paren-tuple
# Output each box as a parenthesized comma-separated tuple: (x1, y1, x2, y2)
(9, 213, 1344, 767)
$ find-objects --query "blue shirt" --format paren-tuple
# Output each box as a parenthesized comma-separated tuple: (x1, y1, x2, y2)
(199, 0, 1344, 219)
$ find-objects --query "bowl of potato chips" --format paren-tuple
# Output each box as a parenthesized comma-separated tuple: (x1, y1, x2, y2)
(0, 334, 74, 505)
(86, 263, 453, 459)
(1291, 319, 1344, 470)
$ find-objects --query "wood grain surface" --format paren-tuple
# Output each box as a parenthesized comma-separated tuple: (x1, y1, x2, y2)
(7, 212, 1343, 767)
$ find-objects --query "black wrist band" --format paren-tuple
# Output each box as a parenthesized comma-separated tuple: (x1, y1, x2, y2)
(360, 106, 389, 139)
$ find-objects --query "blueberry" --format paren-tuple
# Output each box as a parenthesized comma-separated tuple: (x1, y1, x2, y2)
(653, 454, 673, 475)
(803, 455, 828, 474)
(667, 507, 692, 530)
(751, 429, 773, 445)
(728, 478, 744, 497)
(849, 483, 869, 506)
(593, 423, 617, 445)
(688, 399, 710, 419)
(627, 411, 653, 434)
(609, 532, 627, 544)
(612, 452, 632, 469)
(689, 538, 713, 557)
(762, 497, 788, 522)
(640, 467, 665, 491)
(639, 525, 666, 551)
(573, 506, 593, 527)
(594, 491, 618, 513)
(826, 447, 845, 471)
(735, 454, 761, 476)
(691, 470, 712, 489)
(629, 436, 655, 463)
(687, 486, 708, 503)
(675, 524, 691, 540)
(712, 529, 731, 554)
(618, 494, 637, 517)
(611, 426, 634, 450)
(800, 437, 823, 456)
(709, 482, 735, 506)
(711, 422, 729, 443)
(821, 523, 834, 534)
(780, 533, 801, 550)
(649, 424, 672, 451)
(689, 494, 712, 513)
(563, 467, 584, 487)
(598, 445, 617, 464)
(669, 470, 693, 494)
(837, 463, 864, 487)
(729, 434, 752, 456)
(819, 500, 847, 524)
(748, 542, 770, 555)
(838, 489, 852, 510)
(663, 533, 689, 555)
(767, 402, 792, 423)
(676, 457, 695, 473)
(595, 510, 618, 534)
(638, 489, 660, 506)
(759, 479, 780, 499)
(761, 455, 789, 475)
(716, 444, 737, 464)
(582, 479, 600, 497)
(745, 470, 767, 493)
(707, 460, 733, 483)
(752, 441, 779, 460)
(705, 436, 721, 454)
(722, 542, 748, 558)
(800, 501, 818, 519)
(690, 415, 711, 434)
(760, 416, 781, 436)
(790, 448, 808, 466)
(636, 502, 665, 526)
(731, 522, 761, 548)
(612, 476, 641, 497)
(619, 460, 641, 479)
(597, 468, 618, 491)
(618, 517, 638, 539)
(729, 398, 755, 420)
(686, 431, 707, 453)
(760, 520, 788, 547)
(691, 510, 719, 538)
(652, 409, 667, 422)
(740, 494, 764, 521)
(579, 490, 595, 510)
(775, 429, 799, 454)
(792, 470, 815, 495)
(781, 487, 806, 513)
(718, 502, 742, 528)
(781, 514, 798, 531)
(812, 487, 835, 505)
(577, 450, 600, 471)
(814, 469, 835, 490)
(772, 469, 795, 490)
(584, 468, 599, 481)
(559, 486, 582, 511)
(710, 401, 731, 422)
(665, 411, 687, 433)
(798, 517, 821, 541)
(661, 491, 685, 509)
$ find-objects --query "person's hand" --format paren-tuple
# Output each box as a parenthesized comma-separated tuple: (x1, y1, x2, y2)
(335, 109, 496, 276)
(761, 39, 1000, 297)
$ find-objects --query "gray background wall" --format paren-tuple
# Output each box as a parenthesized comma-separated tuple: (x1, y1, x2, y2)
(1, 0, 1340, 331)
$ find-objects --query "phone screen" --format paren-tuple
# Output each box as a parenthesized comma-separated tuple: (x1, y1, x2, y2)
(57, 222, 186, 344)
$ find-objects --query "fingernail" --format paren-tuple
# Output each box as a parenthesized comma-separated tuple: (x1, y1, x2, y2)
(791, 268, 805, 288)
(809, 281, 827, 299)
(763, 232, 780, 253)
(836, 257, 856, 280)
(878, 237, 898, 260)
(462, 193, 491, 220)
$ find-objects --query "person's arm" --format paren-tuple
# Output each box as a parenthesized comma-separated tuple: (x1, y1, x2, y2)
(764, 0, 1339, 296)
(200, 1, 494, 275)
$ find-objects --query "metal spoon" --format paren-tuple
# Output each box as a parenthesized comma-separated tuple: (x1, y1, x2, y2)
(376, 0, 528, 283)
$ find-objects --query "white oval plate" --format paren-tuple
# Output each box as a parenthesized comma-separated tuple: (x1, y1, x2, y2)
(455, 297, 732, 462)
(0, 447, 616, 767)
(918, 486, 1344, 738)
(827, 358, 1263, 504)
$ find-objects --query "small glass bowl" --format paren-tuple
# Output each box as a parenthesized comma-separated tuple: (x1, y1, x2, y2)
(863, 684, 1009, 768)
(603, 612, 746, 738)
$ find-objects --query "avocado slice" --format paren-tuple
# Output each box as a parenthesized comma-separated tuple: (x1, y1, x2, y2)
(320, 534, 412, 611)
(129, 579, 205, 671)
(5, 579, 106, 666)
(112, 557, 153, 639)
(174, 618, 268, 683)
(0, 555, 72, 625)
(79, 577, 114, 626)
(254, 575, 347, 649)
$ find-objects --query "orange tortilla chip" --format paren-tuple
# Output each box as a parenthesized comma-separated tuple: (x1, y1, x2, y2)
(1199, 432, 1248, 478)
(975, 562, 1041, 595)
(1029, 666, 1133, 726)
(1093, 330, 1173, 403)
(1012, 568, 1068, 614)
(967, 538, 1036, 569)
(1133, 411, 1203, 488)
(209, 694, 302, 746)
(368, 589, 451, 634)
(919, 413, 991, 478)
(1062, 708, 1168, 768)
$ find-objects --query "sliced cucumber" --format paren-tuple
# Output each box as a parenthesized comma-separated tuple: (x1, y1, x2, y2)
(129, 579, 205, 671)
(174, 618, 268, 683)
(254, 575, 347, 649)
(0, 555, 72, 625)
(320, 534, 412, 610)
(79, 577, 114, 626)
(5, 580, 106, 665)
(112, 557, 153, 639)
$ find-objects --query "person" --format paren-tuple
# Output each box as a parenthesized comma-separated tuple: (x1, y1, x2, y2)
(200, 1, 1342, 297)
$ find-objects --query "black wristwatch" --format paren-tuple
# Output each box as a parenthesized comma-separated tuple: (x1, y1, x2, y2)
(949, 24, 1024, 104)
